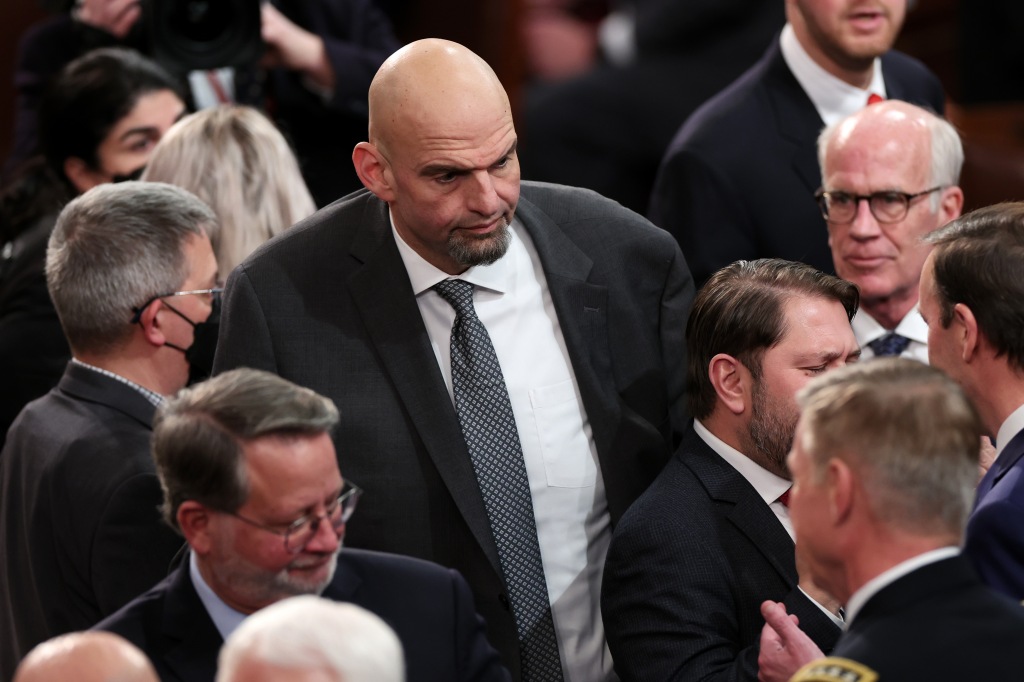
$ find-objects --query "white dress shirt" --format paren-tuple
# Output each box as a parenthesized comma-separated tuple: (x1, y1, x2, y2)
(995, 403, 1024, 460)
(190, 552, 247, 640)
(780, 24, 887, 128)
(852, 306, 930, 364)
(393, 217, 614, 682)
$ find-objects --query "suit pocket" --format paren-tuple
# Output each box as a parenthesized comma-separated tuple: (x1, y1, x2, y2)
(530, 379, 597, 488)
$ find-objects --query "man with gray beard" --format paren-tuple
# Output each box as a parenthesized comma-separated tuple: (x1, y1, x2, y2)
(602, 259, 860, 682)
(94, 368, 508, 682)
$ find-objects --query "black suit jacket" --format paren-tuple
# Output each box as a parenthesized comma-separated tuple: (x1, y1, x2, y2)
(829, 555, 1024, 679)
(95, 549, 510, 682)
(602, 426, 840, 681)
(213, 181, 694, 676)
(648, 39, 946, 287)
(0, 362, 183, 681)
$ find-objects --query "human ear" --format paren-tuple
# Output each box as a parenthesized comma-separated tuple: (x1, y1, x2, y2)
(709, 353, 749, 415)
(352, 142, 396, 202)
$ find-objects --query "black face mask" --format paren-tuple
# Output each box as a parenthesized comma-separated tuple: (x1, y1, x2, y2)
(162, 296, 221, 385)
(110, 165, 146, 184)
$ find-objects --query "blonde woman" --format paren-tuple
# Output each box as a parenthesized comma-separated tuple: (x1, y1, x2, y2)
(142, 105, 316, 274)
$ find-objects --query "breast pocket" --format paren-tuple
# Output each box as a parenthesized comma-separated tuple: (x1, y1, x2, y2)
(530, 379, 597, 488)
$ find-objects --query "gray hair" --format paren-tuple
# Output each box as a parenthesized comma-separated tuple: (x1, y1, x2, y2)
(216, 596, 405, 682)
(142, 105, 316, 274)
(45, 181, 215, 355)
(153, 368, 339, 532)
(796, 358, 981, 539)
(817, 104, 964, 212)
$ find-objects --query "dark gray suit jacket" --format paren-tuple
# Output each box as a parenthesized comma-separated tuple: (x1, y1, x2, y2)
(0, 362, 183, 681)
(213, 181, 694, 677)
(649, 40, 946, 287)
(95, 549, 510, 682)
(602, 426, 840, 681)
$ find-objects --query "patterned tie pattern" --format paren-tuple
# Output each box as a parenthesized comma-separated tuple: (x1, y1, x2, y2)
(433, 279, 564, 682)
(868, 332, 911, 357)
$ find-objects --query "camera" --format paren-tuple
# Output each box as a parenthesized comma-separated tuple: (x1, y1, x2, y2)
(144, 0, 263, 73)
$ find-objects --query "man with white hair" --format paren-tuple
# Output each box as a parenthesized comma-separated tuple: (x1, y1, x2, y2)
(816, 100, 963, 362)
(216, 596, 404, 682)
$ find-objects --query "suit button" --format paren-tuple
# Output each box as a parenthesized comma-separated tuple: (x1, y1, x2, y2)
(499, 593, 510, 610)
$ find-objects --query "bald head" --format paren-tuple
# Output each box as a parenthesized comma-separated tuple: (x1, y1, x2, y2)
(14, 632, 158, 682)
(367, 39, 511, 155)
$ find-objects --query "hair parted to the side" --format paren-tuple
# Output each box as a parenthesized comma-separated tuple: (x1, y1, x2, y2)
(216, 596, 404, 682)
(686, 258, 859, 419)
(44, 181, 215, 355)
(153, 368, 339, 532)
(796, 358, 981, 538)
(142, 105, 316, 274)
(925, 202, 1024, 372)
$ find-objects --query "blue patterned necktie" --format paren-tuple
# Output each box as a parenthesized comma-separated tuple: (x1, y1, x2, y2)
(433, 279, 564, 682)
(868, 332, 911, 357)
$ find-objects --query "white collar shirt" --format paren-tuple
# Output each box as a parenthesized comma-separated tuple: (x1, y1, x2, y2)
(851, 306, 929, 363)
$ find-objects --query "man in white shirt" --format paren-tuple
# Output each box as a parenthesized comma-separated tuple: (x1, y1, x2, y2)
(817, 100, 963, 362)
(650, 0, 946, 287)
(602, 258, 860, 682)
(917, 203, 1024, 600)
(756, 359, 1024, 681)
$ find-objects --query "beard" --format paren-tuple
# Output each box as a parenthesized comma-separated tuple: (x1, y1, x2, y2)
(447, 217, 512, 267)
(745, 378, 799, 477)
(209, 535, 339, 609)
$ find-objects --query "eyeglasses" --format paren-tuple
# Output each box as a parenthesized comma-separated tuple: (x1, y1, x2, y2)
(814, 187, 945, 224)
(129, 288, 223, 323)
(227, 482, 363, 554)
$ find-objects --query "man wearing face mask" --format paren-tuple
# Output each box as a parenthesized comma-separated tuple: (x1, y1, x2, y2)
(0, 181, 219, 681)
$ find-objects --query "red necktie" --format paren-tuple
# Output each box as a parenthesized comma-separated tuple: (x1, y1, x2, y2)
(867, 93, 885, 106)
(777, 488, 792, 508)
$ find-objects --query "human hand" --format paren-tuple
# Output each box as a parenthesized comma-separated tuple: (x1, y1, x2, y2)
(979, 435, 996, 483)
(522, 9, 598, 81)
(261, 3, 334, 89)
(73, 0, 141, 38)
(757, 600, 824, 682)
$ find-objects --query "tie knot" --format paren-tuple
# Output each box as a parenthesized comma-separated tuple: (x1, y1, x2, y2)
(433, 279, 476, 317)
(867, 92, 885, 106)
(868, 332, 911, 357)
(777, 488, 792, 508)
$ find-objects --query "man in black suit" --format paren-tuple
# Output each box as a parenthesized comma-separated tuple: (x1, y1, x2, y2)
(95, 368, 509, 682)
(649, 0, 947, 287)
(0, 182, 220, 680)
(602, 259, 860, 681)
(757, 359, 1024, 681)
(213, 38, 693, 681)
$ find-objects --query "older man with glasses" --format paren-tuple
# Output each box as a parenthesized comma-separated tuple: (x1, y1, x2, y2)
(95, 367, 510, 682)
(0, 182, 218, 680)
(816, 99, 964, 363)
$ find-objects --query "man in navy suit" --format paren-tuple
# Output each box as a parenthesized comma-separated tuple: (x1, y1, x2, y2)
(756, 359, 1024, 682)
(649, 0, 946, 287)
(917, 203, 1024, 600)
(602, 259, 860, 681)
(95, 368, 509, 682)
(0, 182, 218, 681)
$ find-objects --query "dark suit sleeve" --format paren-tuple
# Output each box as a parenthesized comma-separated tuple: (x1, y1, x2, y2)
(213, 266, 279, 375)
(445, 569, 512, 682)
(91, 473, 183, 615)
(964, 496, 1024, 599)
(603, 513, 761, 682)
(649, 147, 756, 287)
(660, 244, 695, 443)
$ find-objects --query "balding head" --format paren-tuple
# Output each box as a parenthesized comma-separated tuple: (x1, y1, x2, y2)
(14, 632, 158, 682)
(367, 39, 510, 156)
(353, 39, 520, 275)
(817, 101, 963, 328)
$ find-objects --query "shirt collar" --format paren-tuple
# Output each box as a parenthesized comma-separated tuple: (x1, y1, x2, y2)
(843, 546, 959, 625)
(995, 403, 1024, 460)
(71, 358, 165, 407)
(779, 23, 887, 128)
(693, 419, 791, 506)
(389, 209, 514, 297)
(189, 551, 247, 640)
(851, 305, 928, 347)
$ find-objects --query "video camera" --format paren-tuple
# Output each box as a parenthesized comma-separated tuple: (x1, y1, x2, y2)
(144, 0, 263, 73)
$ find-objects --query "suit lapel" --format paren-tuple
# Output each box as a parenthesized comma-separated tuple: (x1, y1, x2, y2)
(57, 362, 156, 428)
(159, 565, 224, 682)
(761, 43, 826, 195)
(682, 429, 798, 584)
(345, 200, 501, 572)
